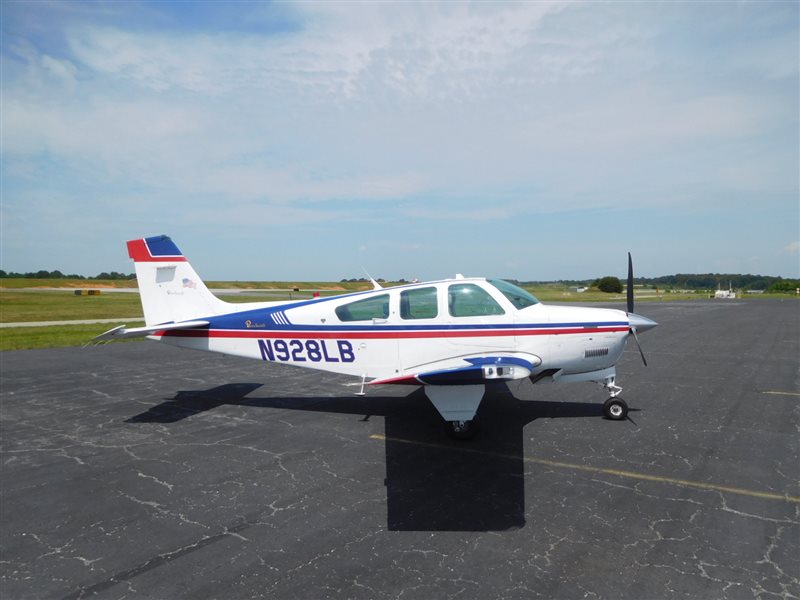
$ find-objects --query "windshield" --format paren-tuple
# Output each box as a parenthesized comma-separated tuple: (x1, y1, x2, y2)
(488, 279, 540, 309)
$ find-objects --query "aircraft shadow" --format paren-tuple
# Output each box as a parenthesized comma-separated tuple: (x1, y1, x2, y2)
(126, 383, 266, 423)
(128, 384, 613, 532)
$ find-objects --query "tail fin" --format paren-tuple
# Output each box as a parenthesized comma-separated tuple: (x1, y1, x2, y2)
(127, 235, 231, 326)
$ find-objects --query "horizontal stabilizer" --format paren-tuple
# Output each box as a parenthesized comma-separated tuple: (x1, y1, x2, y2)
(92, 320, 210, 342)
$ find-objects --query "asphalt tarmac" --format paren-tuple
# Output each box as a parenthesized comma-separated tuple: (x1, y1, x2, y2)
(1, 299, 798, 599)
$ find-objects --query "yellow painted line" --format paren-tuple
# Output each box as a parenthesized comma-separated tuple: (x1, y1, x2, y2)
(369, 434, 800, 504)
(762, 391, 800, 397)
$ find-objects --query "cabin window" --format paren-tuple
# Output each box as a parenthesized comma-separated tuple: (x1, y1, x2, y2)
(488, 279, 539, 309)
(448, 284, 505, 317)
(400, 287, 438, 320)
(335, 294, 390, 322)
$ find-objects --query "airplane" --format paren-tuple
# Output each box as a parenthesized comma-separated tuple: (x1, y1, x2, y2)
(95, 235, 657, 439)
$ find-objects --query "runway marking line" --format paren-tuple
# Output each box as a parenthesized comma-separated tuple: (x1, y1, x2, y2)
(762, 391, 800, 397)
(369, 434, 800, 504)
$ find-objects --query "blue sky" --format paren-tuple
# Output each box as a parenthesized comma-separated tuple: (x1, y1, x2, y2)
(2, 1, 798, 281)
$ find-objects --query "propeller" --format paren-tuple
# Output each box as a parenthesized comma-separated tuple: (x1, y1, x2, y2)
(625, 252, 656, 367)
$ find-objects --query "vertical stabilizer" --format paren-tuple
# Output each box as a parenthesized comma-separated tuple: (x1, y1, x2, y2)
(127, 235, 231, 326)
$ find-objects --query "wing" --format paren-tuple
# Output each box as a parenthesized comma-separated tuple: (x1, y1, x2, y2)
(369, 355, 540, 386)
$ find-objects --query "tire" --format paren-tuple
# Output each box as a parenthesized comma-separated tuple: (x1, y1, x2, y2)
(603, 397, 628, 421)
(447, 418, 480, 440)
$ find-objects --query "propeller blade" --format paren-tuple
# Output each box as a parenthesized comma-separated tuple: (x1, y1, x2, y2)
(625, 255, 655, 368)
(630, 326, 648, 367)
(627, 252, 634, 314)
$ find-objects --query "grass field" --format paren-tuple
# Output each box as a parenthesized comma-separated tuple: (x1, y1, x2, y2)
(0, 278, 138, 289)
(1, 291, 144, 322)
(0, 323, 146, 352)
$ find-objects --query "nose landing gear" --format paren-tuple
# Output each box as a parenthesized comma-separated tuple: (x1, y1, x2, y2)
(602, 374, 629, 420)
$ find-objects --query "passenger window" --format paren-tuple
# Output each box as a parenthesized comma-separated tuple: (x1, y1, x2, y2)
(400, 287, 438, 320)
(335, 294, 390, 322)
(448, 284, 505, 317)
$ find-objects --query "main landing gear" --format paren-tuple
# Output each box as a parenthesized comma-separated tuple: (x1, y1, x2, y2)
(601, 374, 628, 421)
(446, 418, 480, 440)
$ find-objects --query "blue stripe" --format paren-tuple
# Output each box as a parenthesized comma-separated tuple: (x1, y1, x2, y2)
(465, 356, 534, 370)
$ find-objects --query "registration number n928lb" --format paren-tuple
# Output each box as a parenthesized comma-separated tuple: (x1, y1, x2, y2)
(258, 339, 355, 364)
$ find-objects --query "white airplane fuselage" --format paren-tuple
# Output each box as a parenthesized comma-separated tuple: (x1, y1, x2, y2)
(154, 279, 630, 384)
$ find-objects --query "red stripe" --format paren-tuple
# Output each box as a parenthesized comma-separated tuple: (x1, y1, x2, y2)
(367, 375, 421, 386)
(127, 239, 187, 262)
(162, 326, 629, 340)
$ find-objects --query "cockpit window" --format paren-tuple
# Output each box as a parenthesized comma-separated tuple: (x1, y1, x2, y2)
(488, 279, 539, 309)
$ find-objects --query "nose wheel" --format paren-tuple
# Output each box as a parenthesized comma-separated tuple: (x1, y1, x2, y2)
(603, 397, 628, 420)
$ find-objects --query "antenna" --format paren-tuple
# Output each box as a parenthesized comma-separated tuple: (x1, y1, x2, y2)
(362, 268, 383, 290)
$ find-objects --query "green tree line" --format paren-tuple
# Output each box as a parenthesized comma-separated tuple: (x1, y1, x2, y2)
(0, 270, 135, 280)
(634, 274, 793, 291)
(520, 274, 798, 293)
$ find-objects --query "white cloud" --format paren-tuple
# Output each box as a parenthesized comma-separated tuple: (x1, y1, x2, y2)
(61, 3, 569, 102)
(194, 165, 427, 203)
(782, 241, 800, 255)
(40, 54, 77, 85)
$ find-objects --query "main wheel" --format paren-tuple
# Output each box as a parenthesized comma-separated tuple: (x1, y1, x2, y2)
(447, 418, 480, 440)
(603, 397, 628, 420)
